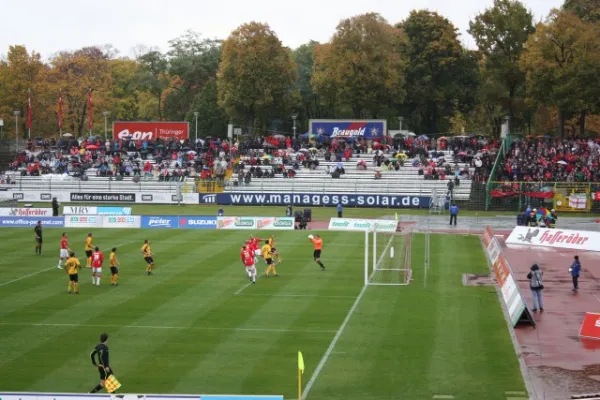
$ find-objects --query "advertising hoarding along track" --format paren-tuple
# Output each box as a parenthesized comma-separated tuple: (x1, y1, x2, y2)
(328, 218, 398, 232)
(482, 226, 533, 327)
(506, 226, 600, 252)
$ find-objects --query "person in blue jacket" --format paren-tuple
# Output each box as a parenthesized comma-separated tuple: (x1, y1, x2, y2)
(449, 204, 459, 226)
(570, 255, 581, 292)
(337, 203, 343, 218)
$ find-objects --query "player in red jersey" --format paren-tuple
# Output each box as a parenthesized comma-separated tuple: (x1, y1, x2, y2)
(57, 232, 69, 269)
(241, 245, 257, 283)
(249, 235, 262, 261)
(91, 247, 104, 287)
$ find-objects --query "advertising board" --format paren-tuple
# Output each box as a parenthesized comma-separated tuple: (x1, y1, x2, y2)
(102, 216, 141, 228)
(0, 208, 53, 217)
(141, 215, 179, 229)
(579, 312, 600, 340)
(309, 119, 386, 139)
(215, 217, 294, 230)
(0, 216, 64, 227)
(113, 121, 189, 141)
(0, 394, 283, 400)
(65, 215, 101, 228)
(328, 218, 398, 232)
(70, 193, 136, 203)
(481, 226, 530, 327)
(210, 193, 429, 208)
(506, 226, 600, 252)
(5, 190, 199, 205)
(178, 216, 218, 229)
(63, 206, 132, 215)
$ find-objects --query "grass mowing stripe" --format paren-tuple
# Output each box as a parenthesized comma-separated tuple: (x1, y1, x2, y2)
(0, 267, 55, 288)
(0, 322, 336, 334)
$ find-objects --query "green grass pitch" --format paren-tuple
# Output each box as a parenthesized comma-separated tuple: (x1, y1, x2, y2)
(0, 228, 525, 399)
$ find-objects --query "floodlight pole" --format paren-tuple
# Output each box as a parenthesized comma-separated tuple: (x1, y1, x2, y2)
(194, 111, 199, 143)
(292, 114, 298, 139)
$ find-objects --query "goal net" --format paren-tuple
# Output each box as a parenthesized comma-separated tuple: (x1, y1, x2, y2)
(365, 226, 412, 286)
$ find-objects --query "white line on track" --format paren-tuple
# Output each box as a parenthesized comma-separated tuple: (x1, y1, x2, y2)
(0, 240, 138, 288)
(594, 294, 600, 303)
(0, 322, 335, 334)
(302, 284, 368, 400)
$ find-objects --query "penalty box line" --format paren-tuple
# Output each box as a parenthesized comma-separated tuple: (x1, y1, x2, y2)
(0, 321, 336, 334)
(0, 240, 138, 288)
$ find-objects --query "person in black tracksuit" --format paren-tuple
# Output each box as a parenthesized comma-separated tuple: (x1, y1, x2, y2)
(89, 333, 113, 393)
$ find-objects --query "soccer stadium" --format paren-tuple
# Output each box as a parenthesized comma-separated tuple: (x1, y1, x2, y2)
(2, 1, 600, 400)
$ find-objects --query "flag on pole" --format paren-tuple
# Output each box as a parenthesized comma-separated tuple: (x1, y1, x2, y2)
(298, 351, 305, 400)
(58, 89, 63, 130)
(27, 89, 32, 130)
(87, 88, 93, 130)
(298, 351, 305, 374)
(104, 374, 121, 393)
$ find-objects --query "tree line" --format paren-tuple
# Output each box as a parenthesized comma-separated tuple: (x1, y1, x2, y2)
(0, 0, 599, 139)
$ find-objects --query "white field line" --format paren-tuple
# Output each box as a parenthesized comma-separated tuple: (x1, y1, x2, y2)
(0, 240, 138, 288)
(240, 293, 356, 299)
(302, 284, 368, 399)
(234, 281, 253, 295)
(0, 321, 335, 334)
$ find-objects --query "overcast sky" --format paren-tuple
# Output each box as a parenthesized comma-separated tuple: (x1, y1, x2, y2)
(1, 0, 564, 60)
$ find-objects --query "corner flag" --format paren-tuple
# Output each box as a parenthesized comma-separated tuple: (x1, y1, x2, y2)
(298, 351, 305, 400)
(298, 351, 304, 374)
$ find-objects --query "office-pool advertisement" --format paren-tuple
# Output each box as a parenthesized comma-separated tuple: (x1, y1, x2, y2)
(309, 119, 386, 139)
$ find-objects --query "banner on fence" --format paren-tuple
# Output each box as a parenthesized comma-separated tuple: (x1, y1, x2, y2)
(63, 206, 132, 215)
(482, 226, 532, 327)
(0, 208, 53, 217)
(0, 216, 64, 227)
(141, 215, 180, 229)
(65, 215, 102, 228)
(0, 393, 283, 400)
(506, 226, 600, 252)
(208, 192, 430, 208)
(6, 190, 199, 205)
(328, 218, 398, 232)
(216, 217, 294, 230)
(309, 119, 386, 139)
(102, 216, 141, 228)
(178, 216, 218, 229)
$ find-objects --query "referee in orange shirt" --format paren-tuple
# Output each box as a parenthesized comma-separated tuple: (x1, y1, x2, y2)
(309, 234, 326, 271)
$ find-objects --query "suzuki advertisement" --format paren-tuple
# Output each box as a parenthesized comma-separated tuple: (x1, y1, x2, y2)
(309, 119, 386, 139)
(178, 216, 218, 229)
(113, 121, 189, 141)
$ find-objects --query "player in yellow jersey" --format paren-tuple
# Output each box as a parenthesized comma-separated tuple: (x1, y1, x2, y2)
(141, 240, 154, 275)
(109, 247, 120, 286)
(262, 240, 278, 277)
(268, 234, 281, 263)
(85, 233, 94, 268)
(65, 251, 82, 294)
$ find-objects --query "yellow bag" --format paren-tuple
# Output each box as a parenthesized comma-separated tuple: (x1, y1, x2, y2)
(105, 374, 122, 393)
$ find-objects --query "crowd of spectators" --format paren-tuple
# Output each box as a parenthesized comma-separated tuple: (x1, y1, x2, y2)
(496, 138, 600, 183)
(4, 136, 235, 183)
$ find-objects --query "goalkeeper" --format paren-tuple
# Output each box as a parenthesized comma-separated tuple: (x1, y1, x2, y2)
(308, 234, 326, 271)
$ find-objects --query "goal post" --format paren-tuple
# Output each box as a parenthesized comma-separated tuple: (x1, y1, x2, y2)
(365, 225, 412, 286)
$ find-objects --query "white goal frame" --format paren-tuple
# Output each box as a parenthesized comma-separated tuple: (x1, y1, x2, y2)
(364, 227, 412, 286)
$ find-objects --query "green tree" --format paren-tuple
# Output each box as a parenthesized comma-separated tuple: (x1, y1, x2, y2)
(469, 0, 535, 131)
(189, 79, 228, 138)
(164, 31, 221, 120)
(564, 0, 600, 22)
(110, 58, 143, 122)
(217, 22, 296, 134)
(521, 9, 600, 137)
(312, 13, 406, 119)
(292, 41, 326, 125)
(137, 51, 169, 121)
(399, 10, 478, 134)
